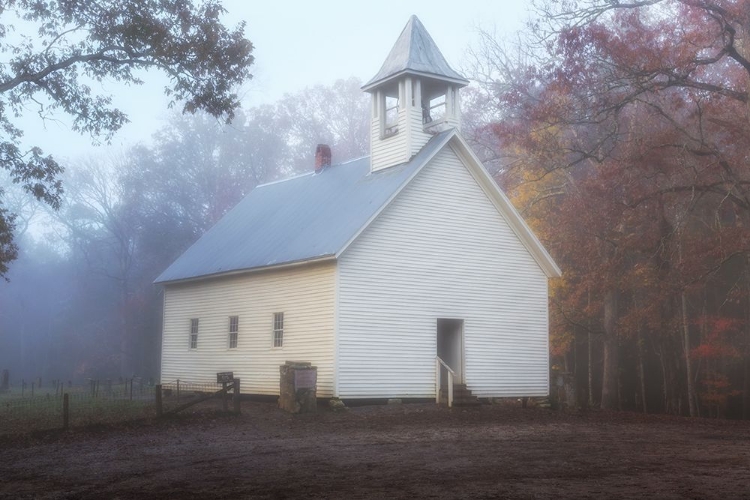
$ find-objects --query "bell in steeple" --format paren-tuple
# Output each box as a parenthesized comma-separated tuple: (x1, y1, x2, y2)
(363, 15, 469, 172)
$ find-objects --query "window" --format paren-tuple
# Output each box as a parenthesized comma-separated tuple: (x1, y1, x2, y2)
(273, 312, 284, 348)
(229, 316, 239, 349)
(423, 94, 446, 124)
(383, 94, 399, 137)
(189, 318, 199, 349)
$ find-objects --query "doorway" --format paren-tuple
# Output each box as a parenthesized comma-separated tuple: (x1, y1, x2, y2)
(437, 319, 464, 385)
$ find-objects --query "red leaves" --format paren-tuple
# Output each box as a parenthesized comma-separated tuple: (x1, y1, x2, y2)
(471, 0, 750, 412)
(691, 316, 742, 360)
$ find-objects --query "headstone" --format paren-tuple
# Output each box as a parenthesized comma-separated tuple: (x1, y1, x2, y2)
(0, 369, 9, 392)
(550, 369, 577, 410)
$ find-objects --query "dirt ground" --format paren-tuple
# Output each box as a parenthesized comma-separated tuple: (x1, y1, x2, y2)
(1, 401, 750, 499)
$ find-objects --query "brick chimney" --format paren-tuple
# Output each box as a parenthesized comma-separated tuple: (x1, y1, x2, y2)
(314, 144, 331, 173)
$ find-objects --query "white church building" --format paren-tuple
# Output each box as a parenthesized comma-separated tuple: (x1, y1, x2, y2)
(155, 15, 561, 404)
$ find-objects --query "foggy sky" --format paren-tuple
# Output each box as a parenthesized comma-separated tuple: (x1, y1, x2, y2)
(10, 0, 529, 166)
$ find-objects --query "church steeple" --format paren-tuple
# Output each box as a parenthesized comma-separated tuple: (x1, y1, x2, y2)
(363, 16, 469, 172)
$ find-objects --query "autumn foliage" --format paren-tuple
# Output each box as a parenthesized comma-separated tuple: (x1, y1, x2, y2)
(469, 0, 750, 417)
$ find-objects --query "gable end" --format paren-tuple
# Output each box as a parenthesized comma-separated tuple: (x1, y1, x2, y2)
(448, 136, 561, 278)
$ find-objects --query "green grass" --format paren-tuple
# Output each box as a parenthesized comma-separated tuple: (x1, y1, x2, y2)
(0, 391, 157, 435)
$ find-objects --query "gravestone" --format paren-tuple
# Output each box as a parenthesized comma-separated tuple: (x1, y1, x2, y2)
(550, 369, 577, 410)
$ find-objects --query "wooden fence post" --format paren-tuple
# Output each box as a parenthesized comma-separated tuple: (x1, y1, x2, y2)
(63, 393, 69, 430)
(155, 384, 163, 417)
(233, 379, 241, 415)
(222, 382, 228, 412)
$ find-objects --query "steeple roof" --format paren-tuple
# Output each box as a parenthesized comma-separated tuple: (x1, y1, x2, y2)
(362, 15, 469, 92)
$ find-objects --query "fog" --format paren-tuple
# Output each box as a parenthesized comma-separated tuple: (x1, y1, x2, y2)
(0, 77, 374, 384)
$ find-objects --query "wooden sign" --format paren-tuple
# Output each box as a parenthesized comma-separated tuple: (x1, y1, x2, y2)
(294, 369, 317, 390)
(217, 372, 234, 384)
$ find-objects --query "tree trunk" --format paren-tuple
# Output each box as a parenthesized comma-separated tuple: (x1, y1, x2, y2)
(744, 253, 750, 419)
(587, 287, 594, 408)
(120, 282, 129, 378)
(681, 289, 698, 417)
(659, 349, 669, 413)
(601, 288, 619, 409)
(637, 329, 648, 413)
(588, 329, 594, 407)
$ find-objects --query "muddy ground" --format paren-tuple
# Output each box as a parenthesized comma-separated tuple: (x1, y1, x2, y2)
(1, 401, 749, 499)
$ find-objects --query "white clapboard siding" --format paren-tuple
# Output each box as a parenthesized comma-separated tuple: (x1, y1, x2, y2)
(162, 262, 336, 397)
(370, 111, 409, 172)
(337, 145, 549, 399)
(408, 104, 431, 157)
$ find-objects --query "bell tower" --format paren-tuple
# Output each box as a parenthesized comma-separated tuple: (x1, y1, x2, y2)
(362, 16, 469, 173)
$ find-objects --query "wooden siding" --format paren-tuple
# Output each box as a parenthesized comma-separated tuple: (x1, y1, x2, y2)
(161, 262, 336, 397)
(337, 146, 549, 399)
(408, 104, 430, 156)
(370, 112, 409, 172)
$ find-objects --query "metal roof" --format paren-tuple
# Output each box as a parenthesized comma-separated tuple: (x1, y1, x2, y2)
(154, 130, 455, 284)
(362, 15, 469, 92)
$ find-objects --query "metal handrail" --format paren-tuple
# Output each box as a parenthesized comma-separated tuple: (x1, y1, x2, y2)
(435, 356, 454, 408)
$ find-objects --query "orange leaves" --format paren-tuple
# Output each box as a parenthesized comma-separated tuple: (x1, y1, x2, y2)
(468, 0, 750, 413)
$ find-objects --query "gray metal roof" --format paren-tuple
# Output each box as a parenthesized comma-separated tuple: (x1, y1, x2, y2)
(154, 130, 455, 284)
(362, 15, 469, 91)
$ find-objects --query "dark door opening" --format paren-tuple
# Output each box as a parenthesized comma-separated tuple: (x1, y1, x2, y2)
(437, 318, 463, 385)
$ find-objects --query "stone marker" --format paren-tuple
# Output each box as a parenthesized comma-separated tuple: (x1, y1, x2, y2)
(279, 361, 317, 414)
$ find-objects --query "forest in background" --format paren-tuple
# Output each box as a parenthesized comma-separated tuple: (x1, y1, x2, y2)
(0, 77, 369, 385)
(468, 0, 750, 418)
(3, 0, 750, 419)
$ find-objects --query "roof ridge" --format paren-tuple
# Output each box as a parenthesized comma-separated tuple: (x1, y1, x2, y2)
(255, 156, 370, 188)
(256, 171, 313, 188)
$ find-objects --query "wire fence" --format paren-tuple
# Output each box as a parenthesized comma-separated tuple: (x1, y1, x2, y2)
(0, 378, 238, 435)
(1, 378, 157, 435)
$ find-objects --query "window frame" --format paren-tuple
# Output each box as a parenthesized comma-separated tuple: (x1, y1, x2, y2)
(383, 94, 399, 136)
(189, 318, 199, 349)
(228, 315, 239, 349)
(273, 312, 284, 348)
(379, 85, 400, 139)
